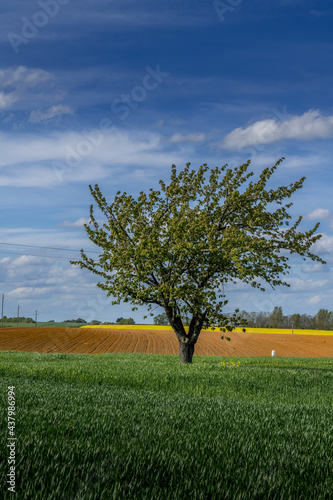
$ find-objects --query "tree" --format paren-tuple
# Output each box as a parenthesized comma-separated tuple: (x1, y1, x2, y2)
(313, 309, 333, 330)
(71, 159, 325, 363)
(117, 317, 135, 325)
(290, 313, 301, 329)
(154, 313, 169, 325)
(65, 318, 87, 323)
(5, 316, 35, 324)
(268, 306, 284, 328)
(299, 313, 314, 330)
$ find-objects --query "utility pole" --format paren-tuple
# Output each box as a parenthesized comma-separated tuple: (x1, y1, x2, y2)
(1, 294, 4, 327)
(17, 305, 20, 327)
(35, 310, 38, 327)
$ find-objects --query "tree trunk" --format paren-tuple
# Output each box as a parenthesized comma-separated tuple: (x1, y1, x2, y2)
(179, 340, 195, 364)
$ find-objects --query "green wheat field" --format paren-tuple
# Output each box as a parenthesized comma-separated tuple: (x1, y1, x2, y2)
(1, 351, 332, 499)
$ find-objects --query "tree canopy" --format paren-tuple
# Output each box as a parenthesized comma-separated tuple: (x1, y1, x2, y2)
(71, 159, 325, 363)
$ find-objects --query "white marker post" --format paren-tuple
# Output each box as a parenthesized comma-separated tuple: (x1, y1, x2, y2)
(271, 350, 276, 357)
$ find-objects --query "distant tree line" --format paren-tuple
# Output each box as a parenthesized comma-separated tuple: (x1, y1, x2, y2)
(240, 307, 333, 330)
(64, 318, 87, 323)
(154, 308, 333, 330)
(115, 317, 135, 325)
(2, 316, 35, 323)
(87, 317, 136, 325)
(1, 317, 136, 325)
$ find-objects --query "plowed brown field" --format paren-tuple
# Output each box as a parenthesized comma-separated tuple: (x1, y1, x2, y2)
(0, 327, 332, 357)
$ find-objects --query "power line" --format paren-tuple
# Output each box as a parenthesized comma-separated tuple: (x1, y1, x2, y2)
(0, 241, 101, 261)
(0, 248, 331, 267)
(0, 281, 98, 289)
(0, 250, 78, 261)
(0, 242, 331, 267)
(0, 241, 100, 254)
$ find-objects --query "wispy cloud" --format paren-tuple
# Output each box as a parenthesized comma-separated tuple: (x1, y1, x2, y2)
(308, 295, 322, 305)
(285, 277, 329, 291)
(0, 128, 187, 187)
(307, 209, 333, 230)
(7, 287, 50, 298)
(29, 105, 74, 123)
(307, 208, 331, 220)
(59, 218, 90, 228)
(50, 2, 214, 29)
(169, 132, 206, 143)
(311, 234, 333, 256)
(222, 110, 333, 150)
(0, 66, 53, 113)
(0, 91, 17, 109)
(0, 66, 52, 89)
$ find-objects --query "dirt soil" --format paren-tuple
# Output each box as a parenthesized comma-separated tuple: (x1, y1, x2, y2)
(0, 327, 332, 357)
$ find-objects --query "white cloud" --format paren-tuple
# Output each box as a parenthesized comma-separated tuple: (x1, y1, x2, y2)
(0, 66, 52, 89)
(0, 251, 115, 322)
(306, 209, 333, 230)
(245, 152, 325, 170)
(222, 110, 333, 150)
(7, 287, 50, 298)
(307, 208, 331, 220)
(59, 218, 90, 228)
(0, 128, 187, 187)
(0, 253, 93, 293)
(0, 255, 51, 286)
(169, 132, 206, 143)
(8, 255, 44, 268)
(29, 105, 75, 124)
(308, 295, 322, 305)
(0, 66, 53, 112)
(311, 234, 333, 255)
(302, 262, 328, 274)
(0, 91, 18, 109)
(285, 277, 329, 291)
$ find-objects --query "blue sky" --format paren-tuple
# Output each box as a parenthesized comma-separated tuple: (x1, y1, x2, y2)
(0, 0, 332, 323)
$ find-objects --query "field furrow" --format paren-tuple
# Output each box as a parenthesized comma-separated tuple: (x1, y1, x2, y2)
(0, 327, 332, 356)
